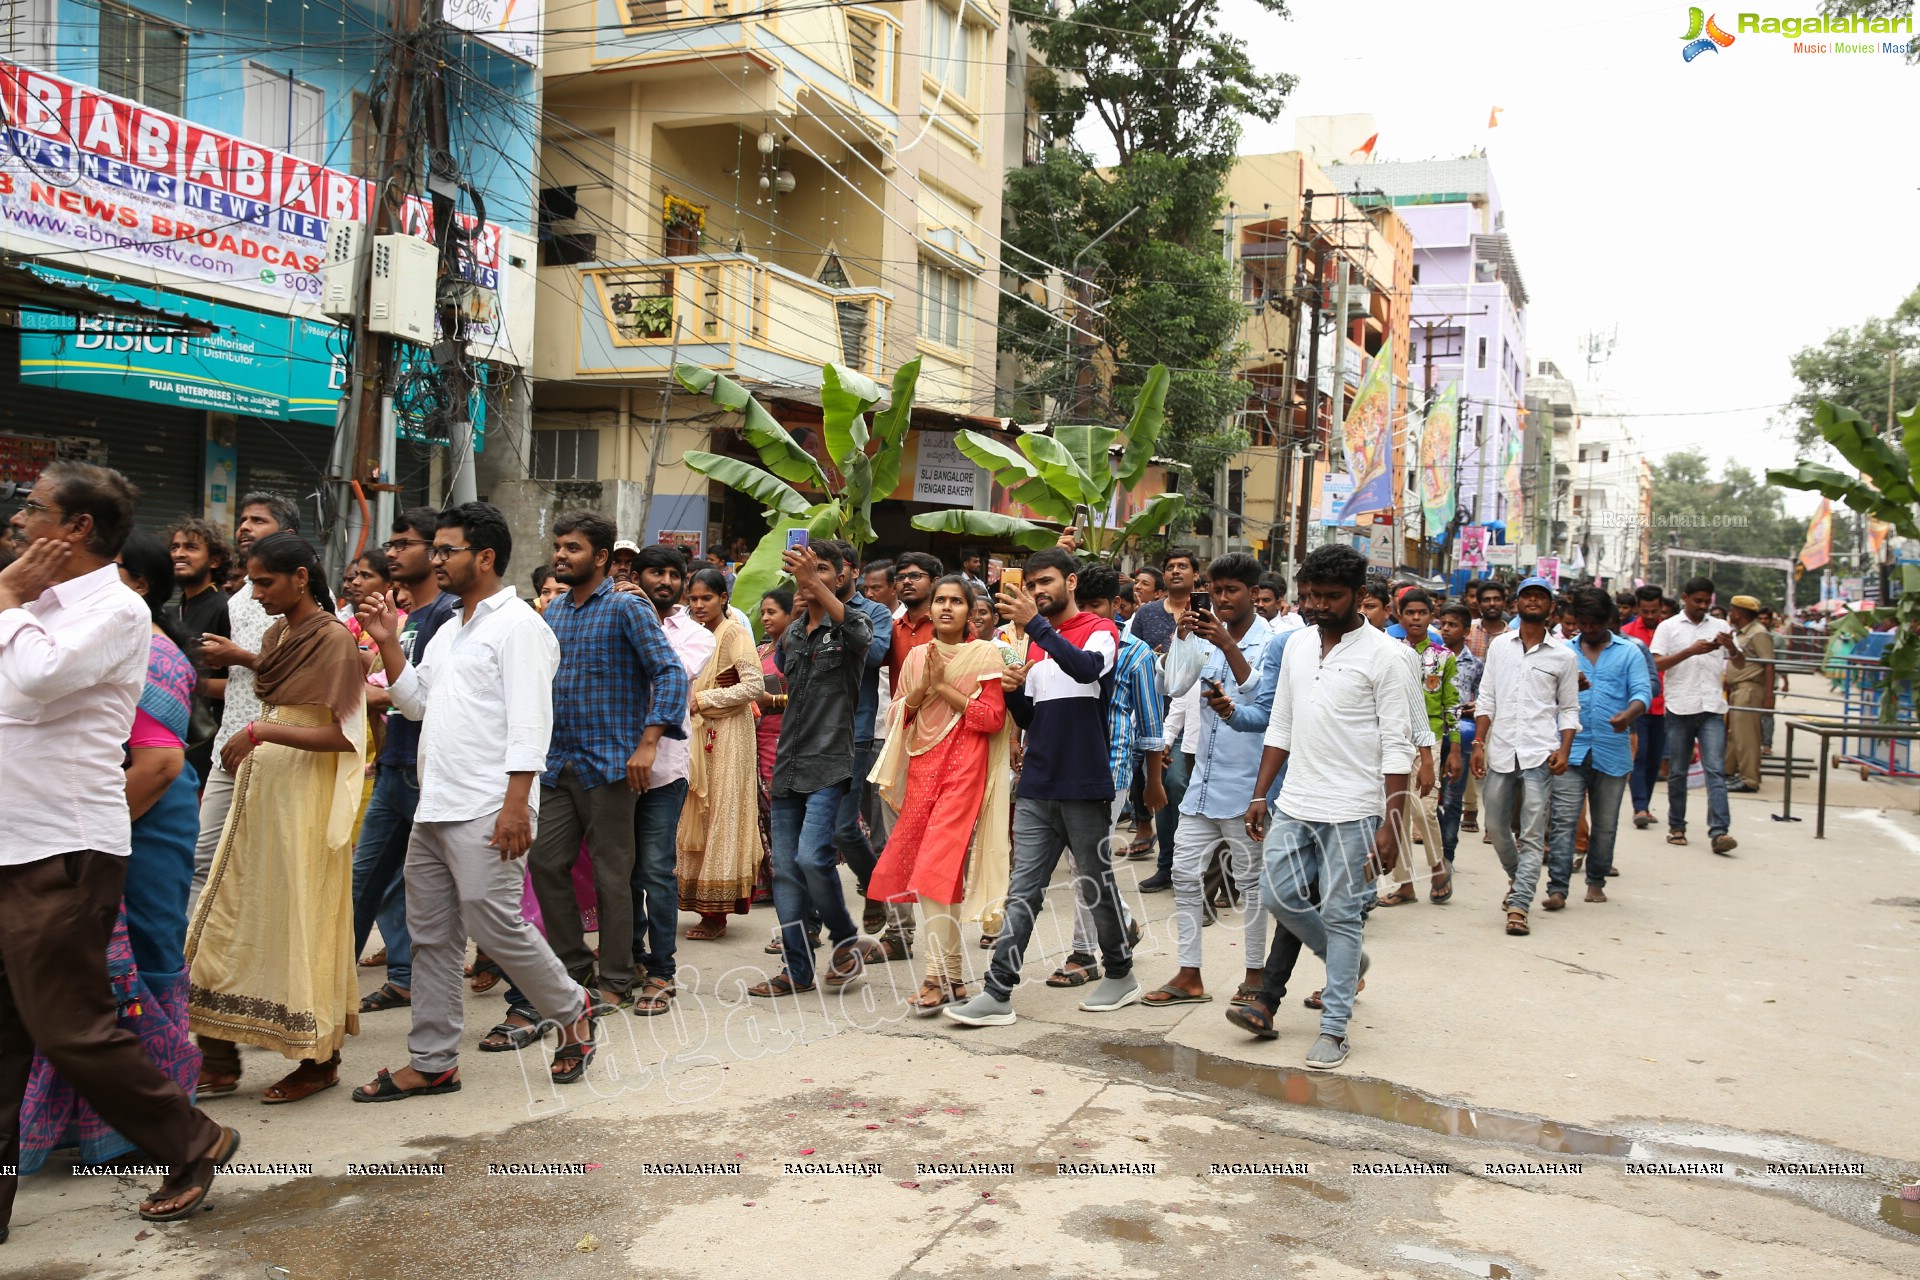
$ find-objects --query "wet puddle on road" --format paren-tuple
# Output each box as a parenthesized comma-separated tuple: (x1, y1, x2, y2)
(1879, 1194, 1920, 1237)
(1394, 1243, 1515, 1278)
(1092, 1214, 1161, 1244)
(1101, 1042, 1631, 1157)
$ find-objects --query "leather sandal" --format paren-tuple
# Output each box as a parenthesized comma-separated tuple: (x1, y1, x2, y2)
(1377, 884, 1418, 907)
(746, 972, 815, 997)
(359, 983, 410, 1013)
(822, 940, 865, 989)
(1046, 956, 1101, 988)
(631, 977, 675, 1017)
(1505, 909, 1530, 936)
(138, 1125, 241, 1221)
(479, 1005, 541, 1052)
(350, 1066, 461, 1103)
(262, 1056, 339, 1104)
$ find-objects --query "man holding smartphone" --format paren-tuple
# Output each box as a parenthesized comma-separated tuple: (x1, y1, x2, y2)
(1650, 577, 1743, 855)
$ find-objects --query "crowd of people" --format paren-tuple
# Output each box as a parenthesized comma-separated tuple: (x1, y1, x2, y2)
(0, 459, 1785, 1240)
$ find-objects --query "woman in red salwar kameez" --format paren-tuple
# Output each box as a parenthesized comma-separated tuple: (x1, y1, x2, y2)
(869, 576, 1012, 1013)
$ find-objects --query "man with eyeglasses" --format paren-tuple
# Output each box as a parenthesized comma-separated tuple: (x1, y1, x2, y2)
(186, 492, 299, 903)
(348, 508, 459, 1017)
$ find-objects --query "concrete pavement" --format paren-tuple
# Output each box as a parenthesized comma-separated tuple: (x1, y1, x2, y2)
(3, 764, 1917, 1279)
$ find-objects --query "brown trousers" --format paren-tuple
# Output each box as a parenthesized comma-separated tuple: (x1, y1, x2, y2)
(0, 850, 220, 1226)
(1726, 683, 1766, 789)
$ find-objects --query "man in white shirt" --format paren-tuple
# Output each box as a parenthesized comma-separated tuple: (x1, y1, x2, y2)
(188, 492, 297, 899)
(1244, 544, 1416, 1071)
(1472, 576, 1582, 936)
(354, 502, 593, 1101)
(1650, 576, 1744, 855)
(1, 462, 236, 1232)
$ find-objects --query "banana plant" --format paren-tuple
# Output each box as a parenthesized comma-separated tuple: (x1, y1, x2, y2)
(909, 364, 1185, 561)
(1768, 398, 1920, 719)
(676, 358, 921, 634)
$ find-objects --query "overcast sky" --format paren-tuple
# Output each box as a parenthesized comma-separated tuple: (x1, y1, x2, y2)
(1188, 0, 1920, 514)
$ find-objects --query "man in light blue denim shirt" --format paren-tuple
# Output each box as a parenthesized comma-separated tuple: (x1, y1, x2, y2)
(1547, 587, 1650, 906)
(1139, 554, 1280, 1009)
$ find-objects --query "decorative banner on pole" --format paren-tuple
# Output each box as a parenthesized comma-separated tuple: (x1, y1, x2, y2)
(1418, 382, 1457, 535)
(1799, 498, 1833, 570)
(1535, 556, 1561, 588)
(1337, 335, 1394, 524)
(1458, 525, 1488, 568)
(1501, 427, 1525, 532)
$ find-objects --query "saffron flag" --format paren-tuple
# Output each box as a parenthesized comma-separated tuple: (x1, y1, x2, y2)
(1799, 498, 1833, 571)
(1351, 132, 1379, 158)
(1337, 336, 1395, 523)
(1488, 106, 1503, 128)
(1418, 382, 1458, 534)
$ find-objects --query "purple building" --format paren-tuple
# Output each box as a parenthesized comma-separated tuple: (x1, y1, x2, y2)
(1328, 156, 1530, 548)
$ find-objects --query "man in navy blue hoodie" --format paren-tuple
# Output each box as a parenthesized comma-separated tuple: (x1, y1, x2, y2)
(945, 548, 1140, 1025)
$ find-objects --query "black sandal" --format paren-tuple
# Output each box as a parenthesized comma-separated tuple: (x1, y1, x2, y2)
(138, 1125, 241, 1221)
(351, 1066, 461, 1103)
(359, 983, 411, 1013)
(550, 995, 597, 1084)
(478, 1004, 541, 1053)
(1224, 1000, 1279, 1040)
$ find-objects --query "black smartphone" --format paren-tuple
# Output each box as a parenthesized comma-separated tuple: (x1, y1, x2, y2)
(1204, 677, 1225, 699)
(1190, 590, 1212, 615)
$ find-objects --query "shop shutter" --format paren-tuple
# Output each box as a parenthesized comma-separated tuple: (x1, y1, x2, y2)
(0, 329, 203, 536)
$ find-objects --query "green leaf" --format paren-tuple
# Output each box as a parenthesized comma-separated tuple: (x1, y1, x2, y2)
(953, 431, 1075, 524)
(806, 500, 844, 540)
(842, 451, 875, 539)
(1116, 364, 1171, 490)
(731, 514, 803, 641)
(675, 362, 829, 490)
(1111, 493, 1188, 557)
(1052, 425, 1121, 506)
(1815, 400, 1918, 506)
(821, 363, 878, 472)
(1771, 462, 1920, 541)
(1017, 432, 1099, 506)
(682, 451, 812, 518)
(1900, 401, 1920, 484)
(868, 358, 923, 499)
(1904, 563, 1920, 596)
(910, 509, 1060, 550)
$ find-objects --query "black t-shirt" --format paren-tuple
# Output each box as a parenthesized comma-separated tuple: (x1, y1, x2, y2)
(170, 583, 231, 676)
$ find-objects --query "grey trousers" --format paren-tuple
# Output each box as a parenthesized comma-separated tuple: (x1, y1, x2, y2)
(404, 813, 586, 1075)
(1172, 813, 1269, 970)
(530, 764, 639, 997)
(188, 762, 236, 904)
(987, 797, 1132, 1000)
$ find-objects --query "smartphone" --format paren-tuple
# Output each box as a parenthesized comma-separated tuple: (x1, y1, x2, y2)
(763, 672, 785, 697)
(1204, 677, 1225, 699)
(1190, 590, 1212, 615)
(987, 556, 1005, 582)
(785, 528, 811, 552)
(1001, 567, 1024, 594)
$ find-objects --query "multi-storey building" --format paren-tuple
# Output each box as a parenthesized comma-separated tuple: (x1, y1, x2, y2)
(0, 0, 538, 535)
(1525, 358, 1580, 564)
(517, 0, 1011, 560)
(1568, 386, 1650, 588)
(1326, 151, 1530, 565)
(1218, 145, 1413, 573)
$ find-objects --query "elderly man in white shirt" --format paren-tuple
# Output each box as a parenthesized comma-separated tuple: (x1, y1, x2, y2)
(1, 462, 236, 1233)
(1244, 545, 1417, 1072)
(354, 502, 594, 1103)
(1472, 576, 1582, 936)
(1650, 576, 1744, 855)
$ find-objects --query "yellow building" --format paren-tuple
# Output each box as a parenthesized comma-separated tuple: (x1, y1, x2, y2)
(504, 0, 1011, 557)
(1216, 151, 1414, 575)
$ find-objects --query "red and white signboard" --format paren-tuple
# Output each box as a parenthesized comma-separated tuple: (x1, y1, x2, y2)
(0, 59, 368, 308)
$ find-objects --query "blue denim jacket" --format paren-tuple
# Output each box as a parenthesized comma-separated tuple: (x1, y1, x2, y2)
(1168, 618, 1288, 818)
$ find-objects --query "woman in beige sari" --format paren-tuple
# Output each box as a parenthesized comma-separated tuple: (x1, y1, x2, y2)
(869, 575, 1012, 1012)
(188, 532, 367, 1103)
(677, 567, 766, 941)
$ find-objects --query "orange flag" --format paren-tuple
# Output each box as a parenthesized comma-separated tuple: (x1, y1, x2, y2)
(1350, 132, 1379, 158)
(1487, 107, 1504, 128)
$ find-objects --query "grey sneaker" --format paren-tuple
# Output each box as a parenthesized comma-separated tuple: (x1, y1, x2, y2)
(1304, 1033, 1349, 1071)
(942, 992, 1016, 1027)
(1079, 975, 1142, 1012)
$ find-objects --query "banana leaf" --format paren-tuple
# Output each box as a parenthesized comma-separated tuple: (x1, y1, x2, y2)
(676, 363, 829, 490)
(954, 431, 1076, 525)
(1816, 402, 1918, 506)
(683, 451, 812, 518)
(868, 358, 923, 500)
(910, 509, 1060, 550)
(821, 363, 877, 471)
(1110, 492, 1188, 555)
(1052, 424, 1121, 504)
(731, 513, 804, 640)
(1116, 364, 1171, 491)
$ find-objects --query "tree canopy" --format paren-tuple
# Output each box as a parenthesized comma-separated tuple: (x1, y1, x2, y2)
(1649, 448, 1843, 603)
(1782, 283, 1920, 453)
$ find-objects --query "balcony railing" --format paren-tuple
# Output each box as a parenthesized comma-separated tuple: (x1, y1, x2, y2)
(565, 253, 890, 381)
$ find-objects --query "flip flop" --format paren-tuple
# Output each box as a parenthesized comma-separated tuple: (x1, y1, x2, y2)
(1140, 984, 1212, 1006)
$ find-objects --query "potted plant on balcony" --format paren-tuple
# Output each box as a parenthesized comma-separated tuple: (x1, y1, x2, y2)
(675, 358, 922, 633)
(909, 364, 1185, 564)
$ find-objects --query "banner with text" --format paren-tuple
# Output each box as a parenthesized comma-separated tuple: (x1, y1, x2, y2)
(1337, 335, 1394, 524)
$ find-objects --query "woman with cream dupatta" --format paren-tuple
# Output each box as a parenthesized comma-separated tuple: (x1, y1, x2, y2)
(676, 567, 766, 941)
(869, 575, 1011, 1013)
(187, 533, 366, 1103)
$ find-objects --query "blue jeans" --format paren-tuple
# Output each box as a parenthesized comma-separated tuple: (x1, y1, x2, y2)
(1482, 763, 1552, 912)
(1438, 739, 1466, 862)
(351, 764, 418, 989)
(1664, 711, 1729, 838)
(1152, 749, 1192, 879)
(771, 782, 858, 988)
(631, 778, 689, 983)
(1548, 763, 1628, 894)
(1261, 810, 1378, 1039)
(832, 741, 879, 895)
(1629, 713, 1667, 815)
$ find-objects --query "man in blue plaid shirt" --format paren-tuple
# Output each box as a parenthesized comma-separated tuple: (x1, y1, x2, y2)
(526, 511, 688, 1020)
(1052, 563, 1161, 987)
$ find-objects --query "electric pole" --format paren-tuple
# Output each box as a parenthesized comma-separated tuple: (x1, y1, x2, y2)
(1293, 192, 1323, 568)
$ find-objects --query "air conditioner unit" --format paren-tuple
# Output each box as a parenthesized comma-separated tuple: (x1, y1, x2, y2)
(321, 220, 366, 320)
(367, 234, 438, 341)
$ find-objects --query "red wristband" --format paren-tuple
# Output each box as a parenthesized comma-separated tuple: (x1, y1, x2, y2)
(246, 721, 261, 748)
